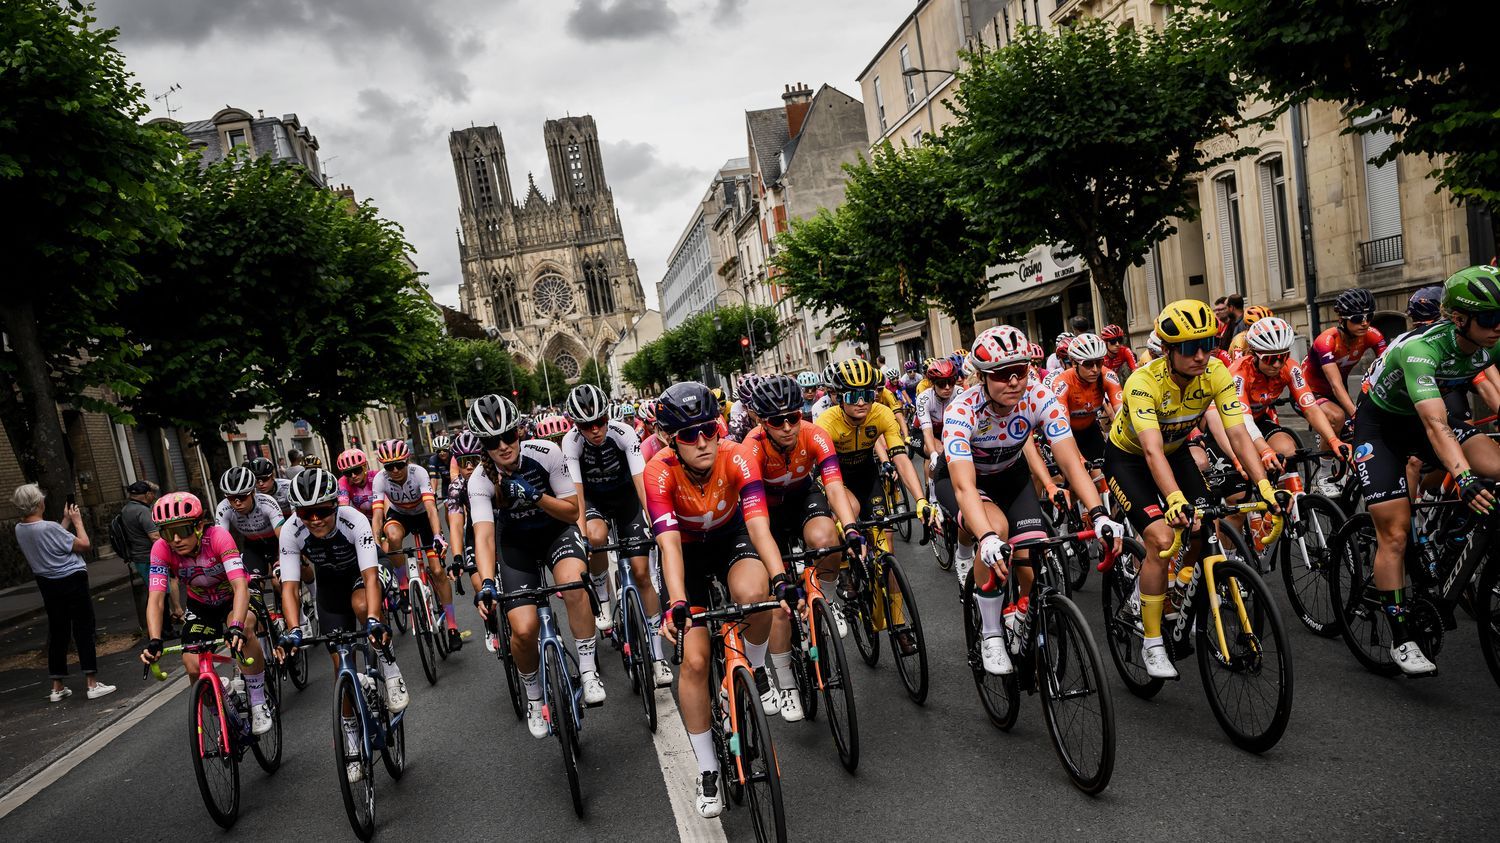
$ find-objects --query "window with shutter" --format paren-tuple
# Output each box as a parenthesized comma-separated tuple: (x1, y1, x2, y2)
(1144, 243, 1163, 316)
(1258, 156, 1295, 294)
(1213, 173, 1245, 295)
(1363, 127, 1401, 241)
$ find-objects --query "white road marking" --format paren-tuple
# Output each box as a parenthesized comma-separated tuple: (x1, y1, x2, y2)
(0, 673, 189, 820)
(649, 687, 727, 843)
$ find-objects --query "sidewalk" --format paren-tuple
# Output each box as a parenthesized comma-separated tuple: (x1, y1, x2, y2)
(0, 559, 133, 630)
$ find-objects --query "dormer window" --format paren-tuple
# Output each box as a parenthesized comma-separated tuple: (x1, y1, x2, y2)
(226, 129, 247, 149)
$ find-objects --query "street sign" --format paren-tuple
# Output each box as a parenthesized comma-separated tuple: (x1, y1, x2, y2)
(419, 413, 442, 423)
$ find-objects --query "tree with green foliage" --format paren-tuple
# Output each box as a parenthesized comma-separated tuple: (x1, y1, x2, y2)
(945, 18, 1251, 328)
(1201, 0, 1500, 216)
(425, 335, 534, 415)
(622, 340, 670, 394)
(843, 141, 996, 347)
(0, 0, 186, 516)
(578, 357, 612, 397)
(530, 360, 570, 410)
(773, 208, 890, 356)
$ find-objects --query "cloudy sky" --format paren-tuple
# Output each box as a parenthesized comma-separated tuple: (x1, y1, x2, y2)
(100, 0, 917, 310)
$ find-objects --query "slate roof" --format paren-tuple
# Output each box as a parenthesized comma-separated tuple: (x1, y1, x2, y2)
(746, 107, 789, 185)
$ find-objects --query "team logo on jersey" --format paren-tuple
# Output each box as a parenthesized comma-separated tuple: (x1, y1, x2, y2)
(1045, 420, 1069, 439)
(1416, 374, 1437, 388)
(1353, 442, 1374, 463)
(864, 426, 878, 438)
(1007, 416, 1030, 439)
(947, 439, 972, 458)
(360, 533, 375, 548)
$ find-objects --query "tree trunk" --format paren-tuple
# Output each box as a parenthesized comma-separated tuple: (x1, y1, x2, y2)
(0, 294, 74, 520)
(954, 301, 978, 350)
(194, 424, 234, 482)
(0, 374, 40, 482)
(403, 392, 423, 450)
(861, 312, 884, 360)
(317, 414, 347, 456)
(1090, 260, 1131, 333)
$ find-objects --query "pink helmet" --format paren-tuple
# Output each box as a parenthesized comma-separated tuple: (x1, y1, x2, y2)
(970, 325, 1032, 372)
(1027, 342, 1045, 361)
(535, 414, 573, 440)
(376, 439, 410, 464)
(335, 448, 367, 473)
(152, 491, 203, 526)
(637, 400, 657, 424)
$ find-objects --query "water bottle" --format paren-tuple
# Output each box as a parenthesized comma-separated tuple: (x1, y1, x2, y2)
(1165, 564, 1193, 619)
(1414, 533, 1439, 581)
(718, 685, 732, 737)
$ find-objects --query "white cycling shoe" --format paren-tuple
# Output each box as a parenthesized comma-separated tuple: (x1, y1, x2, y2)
(526, 699, 548, 738)
(250, 702, 274, 735)
(696, 771, 724, 819)
(652, 660, 674, 688)
(981, 636, 1014, 675)
(754, 668, 780, 715)
(582, 670, 607, 706)
(1391, 641, 1438, 676)
(828, 600, 850, 638)
(777, 687, 805, 722)
(382, 674, 410, 713)
(595, 599, 616, 632)
(1142, 641, 1179, 679)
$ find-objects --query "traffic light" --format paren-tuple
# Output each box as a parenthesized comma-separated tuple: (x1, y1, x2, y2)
(739, 336, 750, 348)
(511, 389, 519, 396)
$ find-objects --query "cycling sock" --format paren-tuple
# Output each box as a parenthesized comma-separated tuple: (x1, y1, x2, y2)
(377, 651, 402, 679)
(590, 572, 610, 604)
(1143, 635, 1164, 651)
(1379, 589, 1410, 645)
(647, 613, 665, 660)
(577, 635, 599, 674)
(976, 592, 1005, 636)
(1140, 592, 1166, 639)
(955, 542, 975, 583)
(770, 651, 795, 689)
(443, 603, 457, 630)
(744, 636, 768, 670)
(521, 669, 542, 701)
(688, 729, 718, 775)
(245, 671, 267, 706)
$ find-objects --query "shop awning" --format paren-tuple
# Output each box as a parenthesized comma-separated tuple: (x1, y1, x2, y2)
(974, 275, 1083, 320)
(884, 318, 925, 343)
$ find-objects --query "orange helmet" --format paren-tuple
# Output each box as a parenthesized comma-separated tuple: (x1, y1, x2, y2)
(1243, 305, 1274, 325)
(375, 439, 410, 464)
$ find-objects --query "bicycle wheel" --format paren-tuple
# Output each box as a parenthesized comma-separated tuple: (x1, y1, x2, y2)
(411, 586, 440, 686)
(812, 597, 859, 772)
(1477, 559, 1500, 691)
(932, 526, 954, 572)
(1044, 508, 1090, 593)
(497, 618, 527, 721)
(963, 572, 1019, 730)
(288, 644, 311, 690)
(189, 676, 240, 828)
(1098, 538, 1164, 699)
(883, 557, 928, 704)
(841, 564, 880, 667)
(379, 690, 406, 780)
(622, 588, 658, 733)
(250, 671, 283, 774)
(1279, 493, 1345, 638)
(333, 672, 375, 841)
(889, 479, 912, 543)
(1196, 557, 1294, 753)
(732, 664, 787, 843)
(788, 604, 819, 723)
(1328, 514, 1401, 675)
(711, 646, 743, 807)
(1035, 592, 1115, 794)
(546, 643, 584, 817)
(387, 586, 409, 635)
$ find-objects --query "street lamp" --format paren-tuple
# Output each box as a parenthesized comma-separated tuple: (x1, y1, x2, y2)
(901, 66, 956, 77)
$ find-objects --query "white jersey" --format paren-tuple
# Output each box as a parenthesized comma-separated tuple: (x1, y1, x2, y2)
(373, 463, 434, 515)
(215, 493, 284, 542)
(467, 439, 575, 530)
(941, 380, 1073, 475)
(810, 393, 834, 421)
(914, 387, 956, 433)
(277, 505, 379, 582)
(561, 420, 645, 494)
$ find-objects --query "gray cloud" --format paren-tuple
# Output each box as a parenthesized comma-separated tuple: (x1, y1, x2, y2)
(601, 139, 714, 207)
(565, 0, 679, 42)
(711, 0, 746, 24)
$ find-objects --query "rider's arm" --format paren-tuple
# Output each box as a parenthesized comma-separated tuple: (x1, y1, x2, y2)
(1474, 366, 1500, 416)
(1417, 396, 1473, 477)
(468, 472, 498, 582)
(535, 447, 581, 524)
(1212, 375, 1269, 487)
(146, 543, 171, 641)
(348, 510, 385, 624)
(1046, 436, 1105, 512)
(445, 504, 465, 560)
(369, 473, 387, 543)
(643, 460, 687, 606)
(275, 527, 303, 629)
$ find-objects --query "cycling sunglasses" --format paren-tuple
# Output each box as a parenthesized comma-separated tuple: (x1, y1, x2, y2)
(479, 429, 521, 450)
(1471, 310, 1500, 329)
(382, 460, 408, 472)
(1105, 338, 1122, 345)
(226, 493, 252, 503)
(839, 388, 876, 404)
(1077, 359, 1102, 369)
(339, 466, 366, 478)
(296, 504, 337, 521)
(983, 364, 1030, 384)
(1344, 312, 1373, 324)
(1167, 337, 1217, 356)
(159, 522, 202, 541)
(1256, 352, 1290, 365)
(763, 410, 802, 429)
(930, 377, 956, 388)
(576, 416, 608, 431)
(457, 455, 484, 469)
(674, 422, 720, 444)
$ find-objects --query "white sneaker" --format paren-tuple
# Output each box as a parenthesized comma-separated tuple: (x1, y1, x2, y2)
(696, 771, 724, 819)
(1142, 641, 1179, 679)
(346, 762, 364, 783)
(581, 670, 606, 706)
(48, 687, 71, 703)
(652, 660, 674, 688)
(382, 674, 410, 713)
(981, 636, 1014, 676)
(526, 699, 548, 738)
(828, 600, 849, 638)
(85, 683, 116, 700)
(777, 687, 804, 722)
(251, 702, 274, 735)
(1391, 641, 1438, 676)
(485, 632, 499, 653)
(754, 668, 780, 715)
(1315, 477, 1342, 497)
(595, 597, 615, 632)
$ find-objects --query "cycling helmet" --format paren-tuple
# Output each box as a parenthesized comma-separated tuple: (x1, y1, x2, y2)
(432, 435, 452, 452)
(1443, 265, 1500, 314)
(335, 448, 367, 473)
(1028, 342, 1045, 362)
(1067, 332, 1108, 363)
(710, 387, 727, 410)
(1243, 305, 1274, 325)
(882, 365, 901, 384)
(1245, 316, 1295, 354)
(376, 439, 410, 464)
(1147, 333, 1163, 355)
(903, 360, 918, 372)
(450, 431, 483, 457)
(924, 358, 957, 380)
(637, 400, 658, 424)
(970, 325, 1031, 372)
(1054, 332, 1075, 351)
(219, 466, 256, 496)
(747, 374, 802, 417)
(535, 415, 573, 440)
(246, 456, 276, 479)
(1099, 324, 1125, 341)
(1407, 285, 1443, 321)
(737, 374, 763, 399)
(657, 381, 720, 434)
(302, 455, 322, 468)
(796, 371, 820, 389)
(621, 403, 637, 418)
(289, 468, 340, 508)
(1155, 300, 1218, 343)
(565, 384, 609, 423)
(831, 357, 880, 390)
(821, 362, 839, 387)
(152, 492, 203, 526)
(1333, 288, 1376, 317)
(467, 393, 520, 436)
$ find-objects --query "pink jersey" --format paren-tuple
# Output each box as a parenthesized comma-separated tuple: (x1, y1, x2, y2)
(641, 432, 667, 463)
(338, 473, 376, 518)
(148, 525, 245, 606)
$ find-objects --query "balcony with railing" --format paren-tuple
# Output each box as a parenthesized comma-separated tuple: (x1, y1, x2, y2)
(1358, 233, 1404, 270)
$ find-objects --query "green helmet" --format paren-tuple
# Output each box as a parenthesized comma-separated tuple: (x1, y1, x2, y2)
(1442, 265, 1500, 313)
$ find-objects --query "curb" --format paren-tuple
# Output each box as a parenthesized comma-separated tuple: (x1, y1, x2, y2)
(0, 573, 136, 632)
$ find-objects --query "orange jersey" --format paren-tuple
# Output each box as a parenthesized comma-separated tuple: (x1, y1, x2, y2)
(1228, 354, 1317, 421)
(643, 440, 768, 542)
(1049, 367, 1123, 431)
(742, 424, 843, 504)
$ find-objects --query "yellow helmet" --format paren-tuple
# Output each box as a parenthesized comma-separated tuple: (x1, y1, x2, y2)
(1155, 300, 1219, 343)
(831, 357, 879, 389)
(1244, 305, 1274, 325)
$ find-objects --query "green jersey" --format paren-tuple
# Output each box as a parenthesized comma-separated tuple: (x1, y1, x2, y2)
(1366, 321, 1499, 415)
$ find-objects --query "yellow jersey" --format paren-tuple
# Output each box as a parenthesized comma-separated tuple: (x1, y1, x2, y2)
(1108, 356, 1245, 456)
(1227, 331, 1249, 358)
(876, 388, 901, 411)
(816, 402, 906, 466)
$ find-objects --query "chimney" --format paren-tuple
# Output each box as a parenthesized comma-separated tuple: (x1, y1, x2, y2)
(782, 83, 814, 138)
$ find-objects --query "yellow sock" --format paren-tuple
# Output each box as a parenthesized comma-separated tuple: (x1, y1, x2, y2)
(888, 592, 905, 627)
(1140, 592, 1166, 639)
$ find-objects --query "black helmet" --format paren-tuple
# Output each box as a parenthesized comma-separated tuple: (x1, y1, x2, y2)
(1334, 288, 1375, 317)
(656, 381, 719, 434)
(219, 466, 257, 496)
(466, 393, 519, 437)
(245, 456, 276, 479)
(565, 384, 608, 423)
(1407, 285, 1443, 322)
(747, 375, 802, 418)
(289, 468, 339, 508)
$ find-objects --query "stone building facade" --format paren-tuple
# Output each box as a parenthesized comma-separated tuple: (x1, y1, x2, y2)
(451, 116, 646, 383)
(660, 158, 750, 331)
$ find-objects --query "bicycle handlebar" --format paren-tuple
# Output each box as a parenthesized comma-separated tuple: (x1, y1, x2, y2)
(670, 599, 784, 665)
(781, 541, 851, 563)
(143, 639, 255, 681)
(586, 539, 654, 556)
(848, 512, 915, 531)
(1159, 499, 1285, 560)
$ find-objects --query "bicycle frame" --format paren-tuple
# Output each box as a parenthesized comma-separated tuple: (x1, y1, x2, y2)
(591, 535, 656, 660)
(148, 641, 251, 756)
(399, 545, 443, 630)
(678, 598, 783, 787)
(322, 631, 402, 756)
(497, 575, 599, 735)
(1162, 502, 1284, 662)
(783, 541, 848, 689)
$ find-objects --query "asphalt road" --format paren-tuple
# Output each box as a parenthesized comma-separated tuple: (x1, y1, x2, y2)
(1, 532, 1496, 841)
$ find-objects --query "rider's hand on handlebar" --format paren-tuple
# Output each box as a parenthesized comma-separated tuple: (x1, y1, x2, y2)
(1455, 470, 1497, 515)
(1256, 478, 1282, 515)
(843, 527, 868, 561)
(1089, 507, 1124, 555)
(366, 617, 392, 648)
(1164, 491, 1194, 528)
(916, 498, 938, 530)
(771, 572, 804, 614)
(662, 600, 689, 645)
(1258, 447, 1284, 476)
(978, 531, 1011, 580)
(474, 578, 498, 619)
(139, 637, 163, 665)
(225, 623, 246, 655)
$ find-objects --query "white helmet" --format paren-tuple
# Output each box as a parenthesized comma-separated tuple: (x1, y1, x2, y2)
(565, 384, 608, 423)
(467, 393, 519, 437)
(1146, 333, 1163, 355)
(431, 435, 452, 452)
(882, 365, 901, 383)
(1245, 316, 1295, 354)
(1067, 332, 1108, 363)
(970, 325, 1032, 372)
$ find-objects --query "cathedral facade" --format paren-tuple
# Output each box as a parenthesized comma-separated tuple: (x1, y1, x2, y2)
(451, 116, 645, 385)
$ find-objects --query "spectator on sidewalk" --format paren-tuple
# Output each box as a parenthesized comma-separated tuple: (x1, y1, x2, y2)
(12, 484, 116, 703)
(119, 481, 178, 635)
(285, 449, 305, 481)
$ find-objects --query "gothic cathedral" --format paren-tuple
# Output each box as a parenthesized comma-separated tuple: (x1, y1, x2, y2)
(451, 116, 645, 391)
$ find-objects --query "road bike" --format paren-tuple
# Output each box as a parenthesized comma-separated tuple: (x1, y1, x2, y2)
(839, 511, 928, 704)
(144, 639, 282, 829)
(879, 460, 913, 544)
(960, 527, 1115, 793)
(592, 534, 660, 734)
(269, 577, 318, 690)
(1041, 455, 1130, 593)
(397, 544, 449, 686)
(673, 593, 787, 843)
(781, 539, 859, 772)
(1100, 500, 1295, 753)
